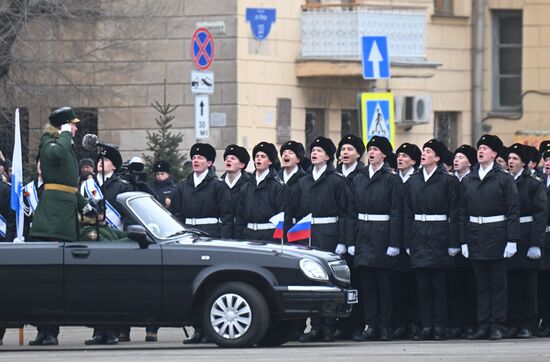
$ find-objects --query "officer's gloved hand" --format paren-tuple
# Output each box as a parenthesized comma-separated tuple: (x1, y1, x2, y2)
(448, 248, 461, 257)
(461, 244, 469, 258)
(386, 246, 400, 257)
(60, 123, 72, 133)
(335, 244, 347, 255)
(406, 248, 410, 256)
(348, 246, 355, 256)
(503, 242, 517, 258)
(527, 246, 542, 259)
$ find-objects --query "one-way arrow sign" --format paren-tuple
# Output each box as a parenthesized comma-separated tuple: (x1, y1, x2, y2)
(195, 95, 209, 139)
(362, 36, 390, 79)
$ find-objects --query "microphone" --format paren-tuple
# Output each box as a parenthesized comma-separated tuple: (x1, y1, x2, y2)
(82, 133, 119, 151)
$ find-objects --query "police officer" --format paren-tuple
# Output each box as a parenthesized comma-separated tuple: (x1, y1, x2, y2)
(0, 176, 15, 345)
(447, 145, 478, 339)
(170, 143, 232, 238)
(538, 145, 550, 337)
(79, 158, 95, 185)
(350, 136, 402, 341)
(393, 142, 422, 340)
(292, 136, 351, 342)
(460, 134, 521, 340)
(29, 106, 90, 346)
(235, 142, 286, 242)
(221, 144, 251, 238)
(152, 160, 177, 208)
(403, 139, 460, 340)
(505, 143, 547, 338)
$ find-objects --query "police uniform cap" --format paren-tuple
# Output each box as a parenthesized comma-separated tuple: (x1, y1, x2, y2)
(508, 143, 529, 165)
(539, 140, 550, 155)
(96, 145, 123, 169)
(309, 136, 337, 162)
(366, 136, 392, 156)
(396, 142, 421, 165)
(454, 144, 478, 166)
(190, 143, 216, 162)
(337, 134, 365, 158)
(224, 144, 250, 166)
(477, 134, 503, 153)
(49, 106, 80, 127)
(79, 158, 94, 168)
(280, 140, 305, 160)
(542, 144, 550, 160)
(153, 160, 171, 174)
(253, 142, 279, 164)
(423, 139, 447, 158)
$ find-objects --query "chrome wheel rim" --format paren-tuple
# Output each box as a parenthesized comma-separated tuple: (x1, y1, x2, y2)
(210, 293, 252, 339)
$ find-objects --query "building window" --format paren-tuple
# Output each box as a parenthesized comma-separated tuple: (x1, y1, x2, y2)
(70, 108, 98, 162)
(434, 112, 458, 151)
(305, 108, 325, 150)
(434, 0, 454, 16)
(0, 108, 30, 165)
(492, 10, 522, 111)
(341, 109, 359, 138)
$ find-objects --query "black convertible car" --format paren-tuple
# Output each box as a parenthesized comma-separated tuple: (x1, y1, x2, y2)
(0, 192, 357, 348)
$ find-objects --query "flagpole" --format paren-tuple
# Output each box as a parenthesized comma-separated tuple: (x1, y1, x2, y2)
(11, 108, 25, 243)
(280, 236, 284, 254)
(308, 236, 311, 248)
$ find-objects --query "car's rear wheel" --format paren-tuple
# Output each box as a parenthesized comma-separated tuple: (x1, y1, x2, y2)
(202, 281, 269, 348)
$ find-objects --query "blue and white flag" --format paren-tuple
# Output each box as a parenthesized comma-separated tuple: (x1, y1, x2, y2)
(11, 108, 25, 242)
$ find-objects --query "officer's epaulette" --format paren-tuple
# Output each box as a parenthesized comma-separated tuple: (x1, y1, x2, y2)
(529, 173, 543, 182)
(498, 169, 510, 175)
(273, 175, 285, 185)
(119, 179, 130, 184)
(213, 177, 224, 183)
(332, 170, 345, 178)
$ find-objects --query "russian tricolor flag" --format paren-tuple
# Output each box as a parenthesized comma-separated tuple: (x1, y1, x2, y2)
(270, 212, 285, 239)
(287, 214, 312, 242)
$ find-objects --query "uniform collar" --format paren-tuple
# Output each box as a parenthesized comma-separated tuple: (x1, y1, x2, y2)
(283, 165, 299, 184)
(193, 169, 209, 187)
(255, 168, 270, 185)
(225, 171, 242, 189)
(342, 161, 358, 177)
(312, 164, 328, 181)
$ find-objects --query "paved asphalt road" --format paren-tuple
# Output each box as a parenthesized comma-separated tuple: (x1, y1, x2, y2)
(1, 327, 550, 361)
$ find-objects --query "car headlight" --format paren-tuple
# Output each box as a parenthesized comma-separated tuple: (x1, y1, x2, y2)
(299, 258, 329, 281)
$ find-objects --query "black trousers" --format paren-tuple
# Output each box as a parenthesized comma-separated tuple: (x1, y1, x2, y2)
(37, 325, 59, 337)
(447, 267, 477, 329)
(392, 270, 420, 328)
(92, 326, 119, 340)
(539, 270, 550, 328)
(508, 269, 538, 330)
(416, 268, 447, 328)
(0, 327, 5, 340)
(471, 259, 507, 331)
(360, 267, 392, 329)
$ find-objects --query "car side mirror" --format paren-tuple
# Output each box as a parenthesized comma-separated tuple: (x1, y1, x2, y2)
(127, 225, 150, 249)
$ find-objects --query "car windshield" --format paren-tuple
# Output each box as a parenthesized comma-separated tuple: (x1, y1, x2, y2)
(126, 195, 186, 239)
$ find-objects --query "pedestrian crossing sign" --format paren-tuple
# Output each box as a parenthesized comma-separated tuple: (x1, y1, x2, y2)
(360, 92, 395, 146)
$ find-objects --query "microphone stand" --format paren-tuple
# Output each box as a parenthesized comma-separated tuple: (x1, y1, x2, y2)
(97, 145, 108, 241)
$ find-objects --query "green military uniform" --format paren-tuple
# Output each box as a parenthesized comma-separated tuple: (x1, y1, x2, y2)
(79, 224, 129, 242)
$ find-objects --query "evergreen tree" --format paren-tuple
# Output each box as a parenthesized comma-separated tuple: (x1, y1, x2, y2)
(143, 79, 188, 182)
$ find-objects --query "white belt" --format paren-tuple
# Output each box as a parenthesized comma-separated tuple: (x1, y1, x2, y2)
(247, 222, 275, 230)
(414, 214, 447, 222)
(469, 215, 506, 224)
(358, 213, 390, 222)
(311, 216, 338, 225)
(185, 217, 220, 226)
(519, 216, 534, 224)
(546, 225, 550, 233)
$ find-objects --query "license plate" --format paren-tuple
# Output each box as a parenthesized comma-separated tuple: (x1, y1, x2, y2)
(347, 289, 358, 304)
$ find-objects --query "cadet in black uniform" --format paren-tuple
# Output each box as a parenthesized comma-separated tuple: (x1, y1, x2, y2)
(393, 142, 422, 340)
(170, 143, 232, 239)
(151, 160, 177, 209)
(403, 139, 460, 340)
(0, 178, 15, 345)
(350, 136, 402, 342)
(235, 142, 286, 242)
(447, 145, 478, 339)
(505, 144, 547, 338)
(221, 144, 251, 239)
(538, 145, 550, 337)
(293, 136, 351, 342)
(459, 134, 521, 340)
(336, 134, 365, 179)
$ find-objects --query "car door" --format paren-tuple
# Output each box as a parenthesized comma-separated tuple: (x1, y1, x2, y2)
(0, 242, 63, 319)
(63, 240, 162, 317)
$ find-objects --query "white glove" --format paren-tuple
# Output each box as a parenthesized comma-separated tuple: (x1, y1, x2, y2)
(335, 244, 347, 255)
(461, 244, 469, 258)
(406, 248, 410, 256)
(386, 246, 400, 257)
(503, 242, 517, 258)
(60, 123, 72, 133)
(527, 246, 542, 259)
(448, 248, 461, 257)
(348, 246, 355, 256)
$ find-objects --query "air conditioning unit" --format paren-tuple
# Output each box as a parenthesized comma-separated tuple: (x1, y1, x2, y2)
(394, 95, 432, 126)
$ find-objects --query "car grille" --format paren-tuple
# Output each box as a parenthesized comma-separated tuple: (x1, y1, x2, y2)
(328, 260, 350, 284)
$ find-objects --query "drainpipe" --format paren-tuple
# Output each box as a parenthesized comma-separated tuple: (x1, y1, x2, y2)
(472, 0, 485, 143)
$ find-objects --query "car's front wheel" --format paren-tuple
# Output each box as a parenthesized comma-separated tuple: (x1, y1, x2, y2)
(202, 281, 269, 348)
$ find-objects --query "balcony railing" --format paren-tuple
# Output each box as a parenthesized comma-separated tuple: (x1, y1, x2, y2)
(301, 5, 427, 61)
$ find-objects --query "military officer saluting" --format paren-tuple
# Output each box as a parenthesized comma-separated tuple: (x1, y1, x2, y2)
(505, 143, 547, 339)
(460, 134, 521, 340)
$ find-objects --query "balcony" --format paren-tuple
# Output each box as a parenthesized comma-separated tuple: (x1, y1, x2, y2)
(297, 4, 439, 78)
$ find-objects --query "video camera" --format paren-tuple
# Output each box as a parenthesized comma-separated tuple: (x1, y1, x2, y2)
(119, 156, 148, 186)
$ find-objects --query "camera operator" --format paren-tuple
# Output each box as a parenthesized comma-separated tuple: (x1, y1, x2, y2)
(119, 156, 159, 201)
